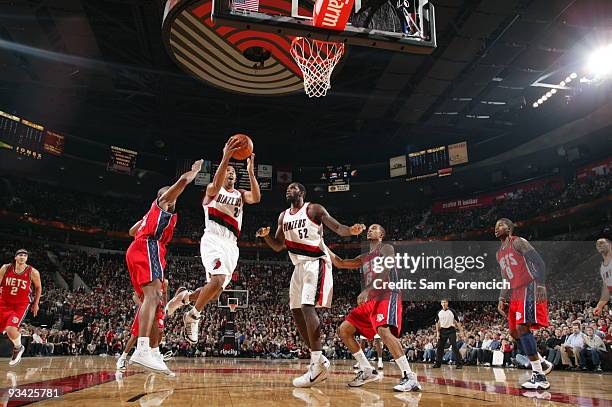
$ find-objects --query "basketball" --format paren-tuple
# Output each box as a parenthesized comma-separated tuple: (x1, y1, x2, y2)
(230, 134, 253, 160)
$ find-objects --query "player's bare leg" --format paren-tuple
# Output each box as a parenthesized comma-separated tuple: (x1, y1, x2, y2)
(517, 324, 551, 389)
(6, 326, 25, 367)
(375, 337, 384, 370)
(377, 326, 421, 392)
(292, 305, 330, 388)
(183, 275, 224, 344)
(291, 309, 311, 348)
(338, 321, 379, 387)
(116, 335, 138, 371)
(130, 279, 170, 374)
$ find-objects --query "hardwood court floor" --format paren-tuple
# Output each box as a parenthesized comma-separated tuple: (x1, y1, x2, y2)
(1, 357, 611, 406)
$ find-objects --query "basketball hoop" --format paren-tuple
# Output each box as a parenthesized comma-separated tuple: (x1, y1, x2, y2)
(290, 37, 345, 98)
(228, 303, 239, 313)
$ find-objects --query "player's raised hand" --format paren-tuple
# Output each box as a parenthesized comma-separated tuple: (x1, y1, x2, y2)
(223, 136, 243, 159)
(349, 223, 366, 236)
(247, 154, 255, 174)
(256, 226, 270, 238)
(191, 159, 203, 173)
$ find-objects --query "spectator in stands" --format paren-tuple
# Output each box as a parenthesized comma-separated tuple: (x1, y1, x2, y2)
(562, 323, 584, 369)
(580, 327, 606, 372)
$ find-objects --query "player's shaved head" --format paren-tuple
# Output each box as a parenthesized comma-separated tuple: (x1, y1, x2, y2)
(497, 218, 514, 232)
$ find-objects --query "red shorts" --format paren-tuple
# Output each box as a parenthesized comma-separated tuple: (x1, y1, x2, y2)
(0, 302, 30, 332)
(126, 239, 167, 297)
(130, 304, 165, 337)
(508, 283, 549, 331)
(345, 292, 402, 340)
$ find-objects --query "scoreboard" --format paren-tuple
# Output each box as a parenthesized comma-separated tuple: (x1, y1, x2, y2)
(407, 146, 452, 180)
(326, 164, 351, 192)
(108, 146, 138, 175)
(0, 109, 65, 159)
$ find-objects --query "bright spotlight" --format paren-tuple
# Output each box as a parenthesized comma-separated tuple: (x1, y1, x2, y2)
(551, 89, 557, 94)
(587, 45, 612, 76)
(570, 72, 577, 79)
(542, 96, 548, 101)
(565, 77, 572, 83)
(532, 102, 539, 108)
(546, 91, 552, 97)
(538, 98, 544, 104)
(560, 81, 566, 87)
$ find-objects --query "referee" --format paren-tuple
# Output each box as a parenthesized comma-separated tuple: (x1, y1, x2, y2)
(433, 299, 464, 369)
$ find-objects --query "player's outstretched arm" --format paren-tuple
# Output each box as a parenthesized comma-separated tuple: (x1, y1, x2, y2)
(309, 204, 365, 237)
(240, 154, 261, 204)
(159, 159, 203, 207)
(256, 212, 286, 252)
(328, 249, 363, 269)
(512, 237, 545, 282)
(206, 138, 242, 199)
(31, 268, 42, 317)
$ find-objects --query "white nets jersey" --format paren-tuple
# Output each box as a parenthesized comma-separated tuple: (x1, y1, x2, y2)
(283, 202, 328, 265)
(203, 186, 243, 241)
(601, 260, 612, 294)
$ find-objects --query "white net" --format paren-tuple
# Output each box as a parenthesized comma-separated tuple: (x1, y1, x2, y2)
(290, 37, 345, 98)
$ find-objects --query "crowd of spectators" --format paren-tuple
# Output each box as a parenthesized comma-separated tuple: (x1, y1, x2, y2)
(2, 170, 609, 243)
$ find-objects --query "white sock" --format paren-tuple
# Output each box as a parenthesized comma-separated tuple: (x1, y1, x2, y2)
(137, 337, 150, 351)
(378, 357, 383, 364)
(395, 355, 412, 376)
(121, 352, 128, 359)
(538, 353, 546, 362)
(530, 360, 543, 374)
(310, 350, 322, 365)
(10, 334, 22, 348)
(352, 350, 372, 371)
(189, 307, 201, 318)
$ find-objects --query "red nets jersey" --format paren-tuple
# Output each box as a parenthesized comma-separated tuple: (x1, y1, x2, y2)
(0, 264, 33, 304)
(496, 235, 534, 290)
(362, 245, 399, 300)
(134, 200, 177, 245)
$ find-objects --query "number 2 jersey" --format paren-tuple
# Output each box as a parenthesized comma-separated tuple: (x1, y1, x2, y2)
(283, 202, 328, 265)
(204, 186, 243, 242)
(0, 264, 33, 304)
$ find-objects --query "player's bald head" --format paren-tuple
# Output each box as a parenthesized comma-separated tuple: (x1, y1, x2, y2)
(497, 218, 514, 232)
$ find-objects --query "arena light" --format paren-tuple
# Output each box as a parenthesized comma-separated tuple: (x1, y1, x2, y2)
(587, 45, 612, 76)
(532, 102, 539, 108)
(551, 89, 557, 94)
(569, 72, 577, 79)
(546, 91, 552, 98)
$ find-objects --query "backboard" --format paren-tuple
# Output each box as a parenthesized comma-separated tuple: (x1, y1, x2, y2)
(217, 289, 249, 308)
(212, 0, 436, 53)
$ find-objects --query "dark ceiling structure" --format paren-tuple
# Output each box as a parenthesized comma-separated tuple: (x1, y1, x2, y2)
(0, 0, 610, 168)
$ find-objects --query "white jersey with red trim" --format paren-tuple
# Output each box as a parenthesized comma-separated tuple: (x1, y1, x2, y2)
(283, 202, 328, 265)
(601, 260, 612, 293)
(204, 186, 243, 242)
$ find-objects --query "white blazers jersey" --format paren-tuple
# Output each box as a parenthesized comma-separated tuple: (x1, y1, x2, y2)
(283, 202, 328, 265)
(601, 260, 612, 293)
(204, 186, 243, 241)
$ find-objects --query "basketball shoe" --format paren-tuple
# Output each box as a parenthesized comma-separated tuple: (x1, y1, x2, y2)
(152, 348, 175, 377)
(541, 359, 553, 375)
(116, 355, 128, 372)
(393, 372, 422, 392)
(521, 372, 550, 390)
(9, 345, 25, 367)
(183, 309, 200, 344)
(130, 348, 172, 375)
(293, 358, 329, 388)
(165, 287, 190, 316)
(348, 367, 380, 387)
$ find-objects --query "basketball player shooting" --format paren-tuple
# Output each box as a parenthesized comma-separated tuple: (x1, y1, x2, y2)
(495, 218, 553, 390)
(256, 182, 365, 388)
(330, 224, 421, 392)
(125, 159, 203, 374)
(0, 249, 42, 366)
(168, 137, 260, 344)
(594, 238, 611, 316)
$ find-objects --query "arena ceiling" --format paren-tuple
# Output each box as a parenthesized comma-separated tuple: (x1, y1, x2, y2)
(0, 0, 610, 167)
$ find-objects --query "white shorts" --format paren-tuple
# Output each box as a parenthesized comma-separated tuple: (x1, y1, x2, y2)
(200, 231, 239, 289)
(289, 256, 333, 309)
